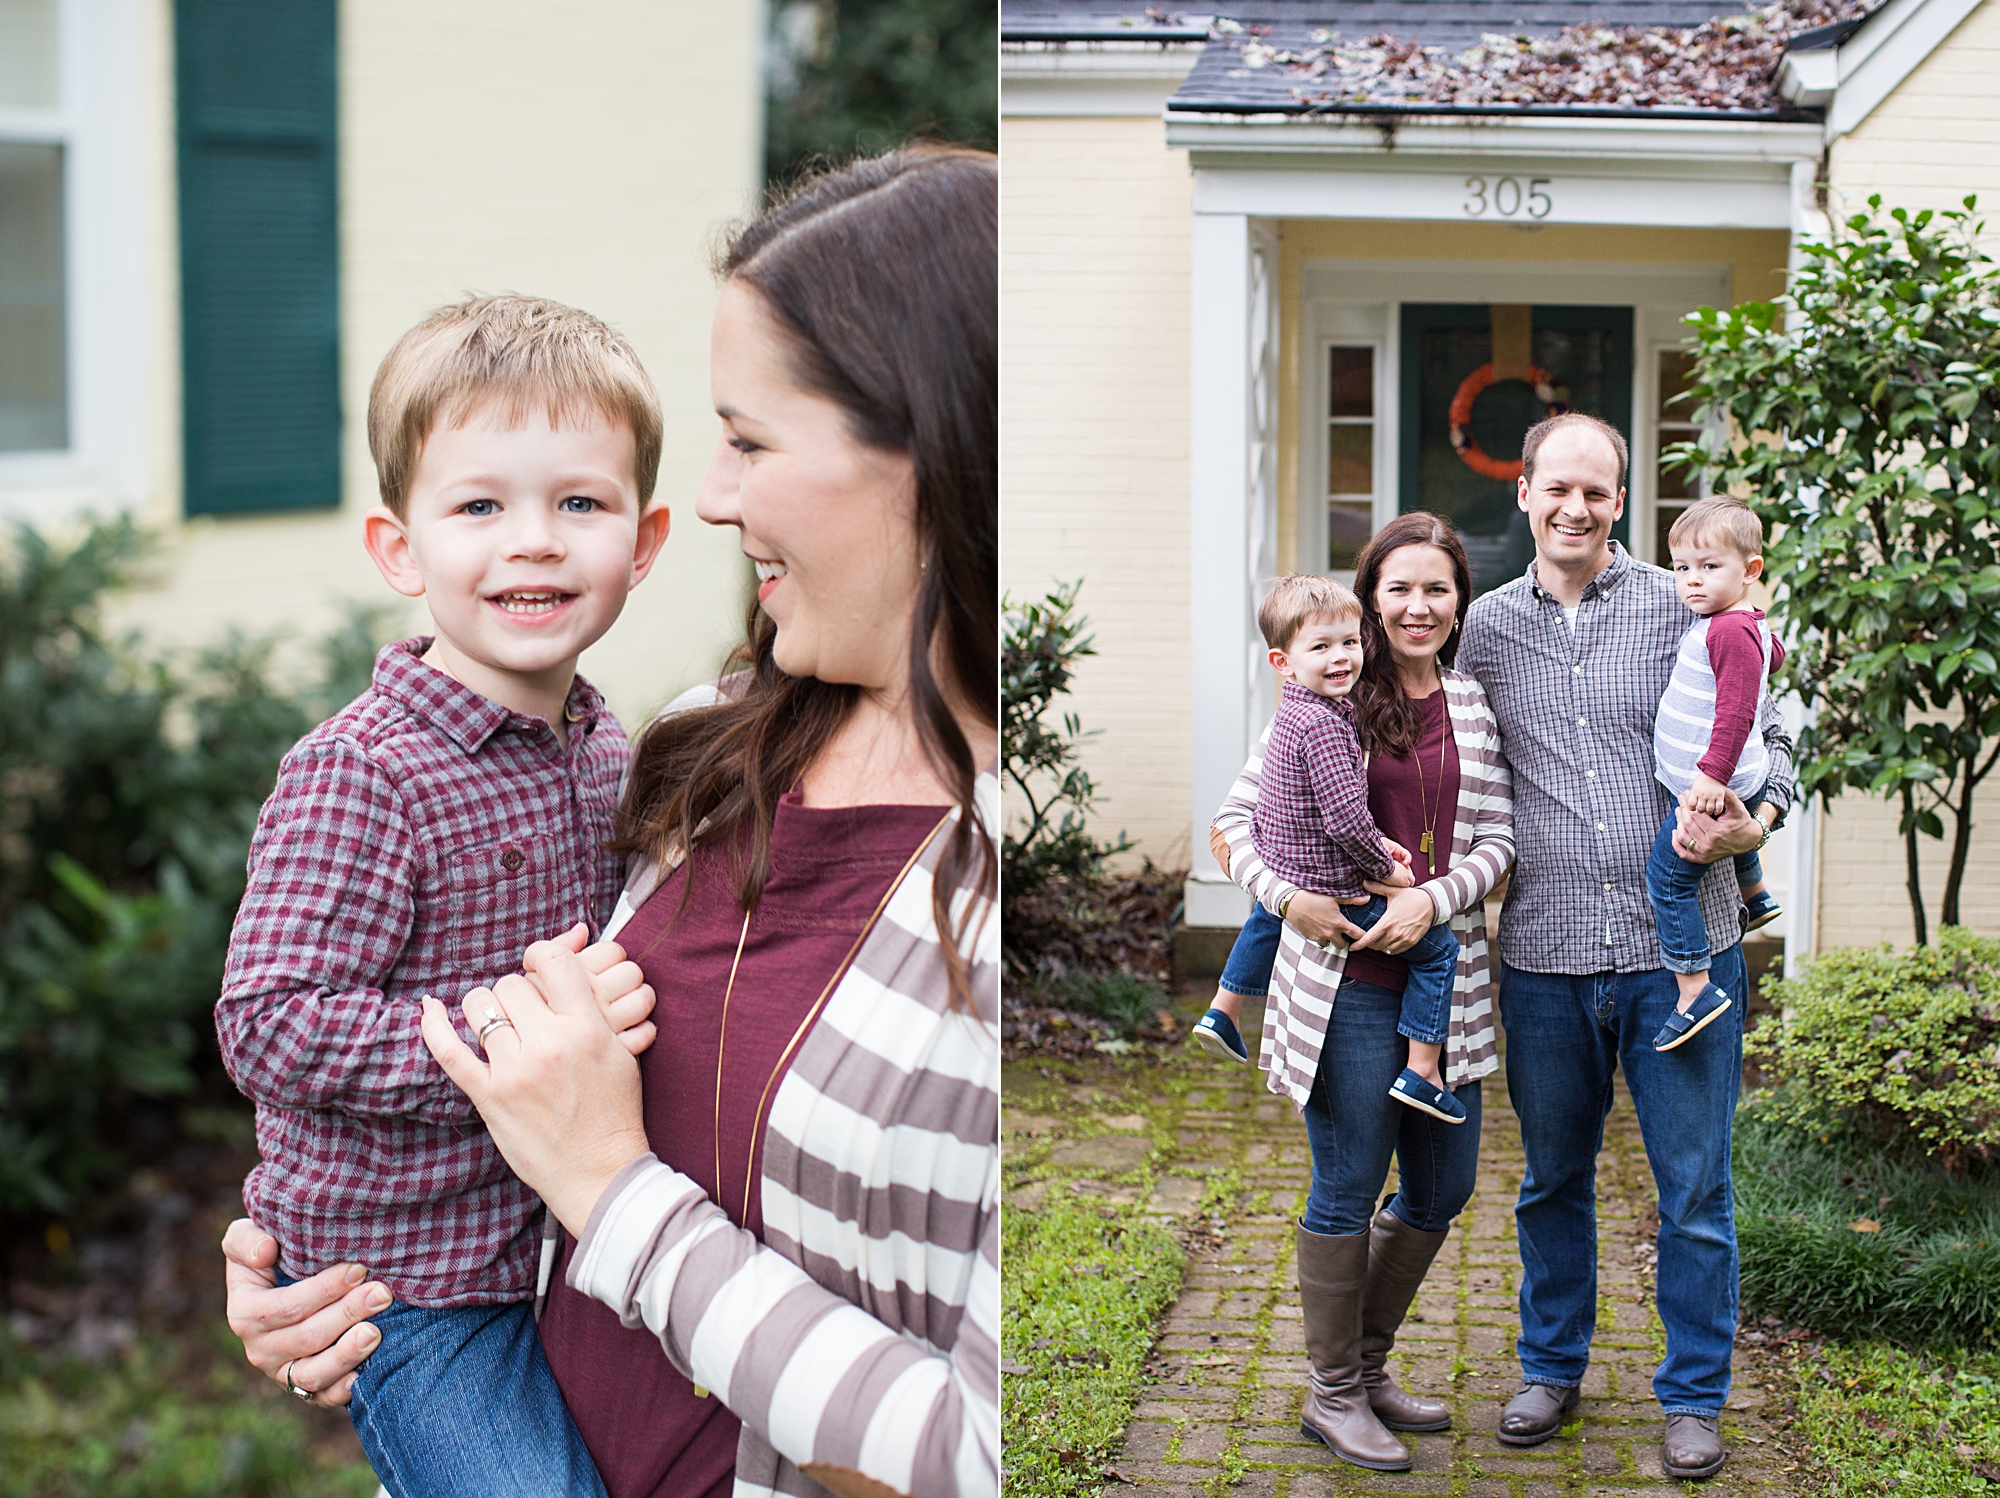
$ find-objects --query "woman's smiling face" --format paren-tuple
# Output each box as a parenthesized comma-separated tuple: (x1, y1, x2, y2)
(696, 282, 920, 692)
(1372, 542, 1461, 676)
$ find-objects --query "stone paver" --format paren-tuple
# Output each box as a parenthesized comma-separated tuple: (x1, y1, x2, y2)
(1109, 996, 1796, 1497)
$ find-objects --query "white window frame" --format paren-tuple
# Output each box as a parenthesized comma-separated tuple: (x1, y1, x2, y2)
(0, 0, 155, 521)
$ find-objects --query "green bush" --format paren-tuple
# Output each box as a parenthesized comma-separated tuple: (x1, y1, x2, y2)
(0, 519, 389, 1215)
(1735, 1108, 2000, 1345)
(1053, 970, 1168, 1038)
(1747, 929, 2000, 1169)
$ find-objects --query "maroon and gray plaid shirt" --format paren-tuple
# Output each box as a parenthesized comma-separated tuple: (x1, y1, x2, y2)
(1251, 680, 1399, 899)
(216, 639, 626, 1306)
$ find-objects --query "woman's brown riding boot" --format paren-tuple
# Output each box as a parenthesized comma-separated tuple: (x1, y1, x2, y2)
(1295, 1223, 1412, 1471)
(1357, 1208, 1453, 1431)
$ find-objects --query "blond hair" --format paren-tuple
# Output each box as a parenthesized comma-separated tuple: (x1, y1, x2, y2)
(367, 295, 662, 517)
(1258, 574, 1361, 652)
(1668, 496, 1764, 561)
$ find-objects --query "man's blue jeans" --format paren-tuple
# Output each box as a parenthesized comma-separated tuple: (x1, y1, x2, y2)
(1301, 978, 1484, 1236)
(1499, 945, 1746, 1417)
(277, 1271, 608, 1498)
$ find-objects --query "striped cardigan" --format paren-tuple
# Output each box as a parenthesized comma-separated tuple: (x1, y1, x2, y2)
(1212, 669, 1514, 1105)
(568, 767, 1000, 1498)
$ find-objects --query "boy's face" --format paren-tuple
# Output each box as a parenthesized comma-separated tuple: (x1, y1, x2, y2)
(1270, 612, 1364, 700)
(364, 400, 669, 704)
(1669, 533, 1760, 616)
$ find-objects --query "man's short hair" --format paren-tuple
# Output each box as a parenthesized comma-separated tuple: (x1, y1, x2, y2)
(1258, 574, 1361, 652)
(1521, 411, 1629, 491)
(367, 295, 663, 518)
(1668, 495, 1764, 560)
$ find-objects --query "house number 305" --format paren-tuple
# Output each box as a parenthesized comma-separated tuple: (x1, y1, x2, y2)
(1463, 176, 1553, 219)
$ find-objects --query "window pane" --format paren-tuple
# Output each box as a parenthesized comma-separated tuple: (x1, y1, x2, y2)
(0, 0, 59, 107)
(1329, 501, 1373, 571)
(0, 141, 66, 452)
(1658, 448, 1696, 502)
(1329, 346, 1372, 419)
(1658, 348, 1697, 424)
(1328, 422, 1372, 496)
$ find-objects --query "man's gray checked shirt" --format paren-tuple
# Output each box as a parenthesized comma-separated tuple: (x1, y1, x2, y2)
(1457, 543, 1795, 976)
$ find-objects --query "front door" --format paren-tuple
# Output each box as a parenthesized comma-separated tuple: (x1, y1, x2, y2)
(1398, 303, 1633, 594)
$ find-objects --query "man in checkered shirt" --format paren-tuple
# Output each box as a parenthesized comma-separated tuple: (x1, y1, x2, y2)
(215, 297, 671, 1497)
(1457, 413, 1793, 1483)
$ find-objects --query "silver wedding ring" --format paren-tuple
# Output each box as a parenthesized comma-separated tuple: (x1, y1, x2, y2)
(477, 1013, 515, 1044)
(284, 1359, 312, 1402)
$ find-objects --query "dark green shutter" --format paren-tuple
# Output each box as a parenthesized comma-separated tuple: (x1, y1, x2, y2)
(176, 0, 339, 516)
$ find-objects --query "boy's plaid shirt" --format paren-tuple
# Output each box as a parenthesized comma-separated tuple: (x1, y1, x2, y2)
(1251, 681, 1399, 899)
(216, 639, 627, 1306)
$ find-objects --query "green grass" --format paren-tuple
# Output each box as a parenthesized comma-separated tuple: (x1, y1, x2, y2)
(1001, 1183, 1185, 1496)
(0, 1325, 378, 1498)
(1783, 1342, 2000, 1496)
(1735, 1107, 2000, 1345)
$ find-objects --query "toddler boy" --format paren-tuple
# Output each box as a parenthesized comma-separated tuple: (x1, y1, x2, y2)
(1648, 496, 1786, 1051)
(216, 296, 672, 1497)
(1247, 575, 1465, 1123)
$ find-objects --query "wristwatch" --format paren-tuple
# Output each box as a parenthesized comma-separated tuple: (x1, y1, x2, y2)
(1277, 889, 1297, 921)
(1755, 809, 1776, 852)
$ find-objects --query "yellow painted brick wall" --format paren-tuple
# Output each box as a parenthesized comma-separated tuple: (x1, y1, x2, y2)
(1827, 0, 2000, 232)
(1816, 788, 2000, 949)
(106, 0, 762, 730)
(1001, 114, 1195, 867)
(1814, 0, 2000, 949)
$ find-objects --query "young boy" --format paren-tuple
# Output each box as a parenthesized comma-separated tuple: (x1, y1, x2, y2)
(1648, 496, 1786, 1052)
(215, 296, 672, 1498)
(1246, 575, 1465, 1123)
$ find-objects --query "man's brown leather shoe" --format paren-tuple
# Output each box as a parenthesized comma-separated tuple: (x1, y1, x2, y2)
(1662, 1414, 1726, 1479)
(1497, 1383, 1579, 1447)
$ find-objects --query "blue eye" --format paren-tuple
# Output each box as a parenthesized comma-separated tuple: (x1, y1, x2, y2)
(560, 495, 599, 513)
(463, 499, 498, 517)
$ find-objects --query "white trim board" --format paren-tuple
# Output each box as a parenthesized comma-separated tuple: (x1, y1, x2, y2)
(1001, 41, 1200, 118)
(1777, 0, 1985, 141)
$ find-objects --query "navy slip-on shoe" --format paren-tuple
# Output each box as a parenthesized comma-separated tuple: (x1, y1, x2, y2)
(1388, 1068, 1467, 1123)
(1191, 1007, 1251, 1063)
(1653, 983, 1732, 1052)
(1741, 890, 1783, 933)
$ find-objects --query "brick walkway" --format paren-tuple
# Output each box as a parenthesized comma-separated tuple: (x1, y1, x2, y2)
(1099, 996, 1794, 1497)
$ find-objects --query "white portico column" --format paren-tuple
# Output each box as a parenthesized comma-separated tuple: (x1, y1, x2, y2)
(1185, 211, 1279, 928)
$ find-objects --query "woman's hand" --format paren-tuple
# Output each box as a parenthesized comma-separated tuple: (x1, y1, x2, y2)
(421, 941, 653, 1237)
(1349, 885, 1438, 954)
(1209, 824, 1232, 879)
(1283, 891, 1369, 948)
(220, 1219, 390, 1408)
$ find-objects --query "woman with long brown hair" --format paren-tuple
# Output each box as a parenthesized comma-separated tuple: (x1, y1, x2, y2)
(218, 146, 998, 1498)
(1208, 512, 1512, 1472)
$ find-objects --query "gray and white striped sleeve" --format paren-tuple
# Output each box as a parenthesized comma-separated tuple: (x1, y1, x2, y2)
(1210, 720, 1301, 918)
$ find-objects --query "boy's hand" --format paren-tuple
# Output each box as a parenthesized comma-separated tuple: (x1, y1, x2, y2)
(530, 925, 656, 1056)
(1681, 773, 1729, 818)
(1379, 862, 1417, 889)
(1382, 837, 1412, 867)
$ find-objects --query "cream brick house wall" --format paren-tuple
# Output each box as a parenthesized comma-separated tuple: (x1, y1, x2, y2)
(72, 1, 763, 729)
(1000, 113, 1195, 865)
(1807, 0, 2000, 946)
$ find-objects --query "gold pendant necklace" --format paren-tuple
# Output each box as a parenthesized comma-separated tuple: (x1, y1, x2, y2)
(692, 809, 953, 1396)
(1416, 702, 1442, 859)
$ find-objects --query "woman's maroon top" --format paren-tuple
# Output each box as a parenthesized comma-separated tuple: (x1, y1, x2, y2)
(1345, 687, 1461, 995)
(536, 793, 946, 1498)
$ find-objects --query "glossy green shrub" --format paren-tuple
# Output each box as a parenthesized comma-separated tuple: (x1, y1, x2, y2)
(1747, 929, 2000, 1168)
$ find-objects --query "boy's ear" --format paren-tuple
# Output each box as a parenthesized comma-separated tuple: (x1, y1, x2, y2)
(362, 506, 427, 599)
(628, 501, 672, 588)
(1745, 553, 1764, 581)
(1268, 647, 1289, 673)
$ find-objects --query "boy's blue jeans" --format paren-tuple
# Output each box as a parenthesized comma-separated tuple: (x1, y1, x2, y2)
(1218, 903, 1284, 997)
(1347, 893, 1460, 1046)
(280, 1271, 606, 1498)
(1499, 947, 1746, 1417)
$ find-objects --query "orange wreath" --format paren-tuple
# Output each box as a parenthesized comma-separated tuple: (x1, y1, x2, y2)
(1448, 363, 1559, 481)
